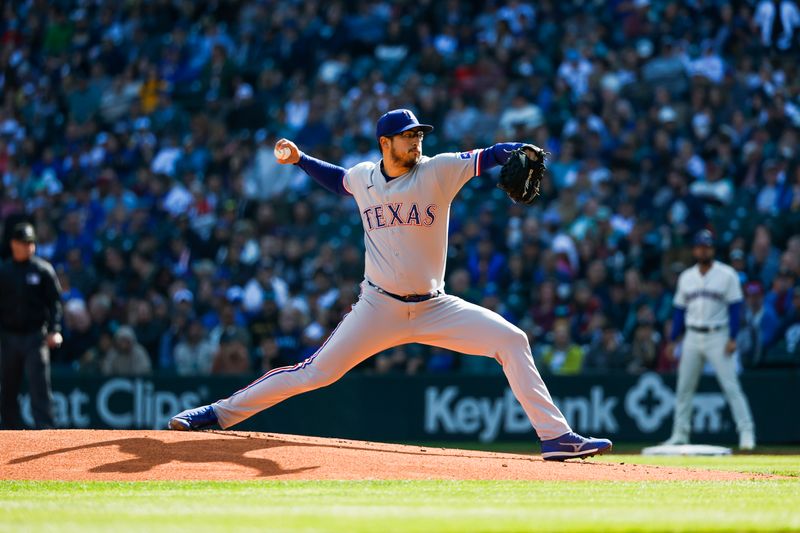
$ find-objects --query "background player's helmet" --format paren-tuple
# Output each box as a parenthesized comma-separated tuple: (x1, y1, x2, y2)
(693, 229, 715, 247)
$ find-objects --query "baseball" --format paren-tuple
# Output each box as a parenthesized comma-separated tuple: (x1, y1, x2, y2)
(274, 146, 291, 160)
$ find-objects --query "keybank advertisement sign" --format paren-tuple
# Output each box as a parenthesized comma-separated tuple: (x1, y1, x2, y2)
(17, 372, 797, 442)
(425, 373, 735, 442)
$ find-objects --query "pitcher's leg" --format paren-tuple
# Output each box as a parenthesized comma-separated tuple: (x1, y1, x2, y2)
(213, 287, 408, 428)
(414, 295, 570, 440)
(704, 333, 755, 435)
(670, 335, 704, 442)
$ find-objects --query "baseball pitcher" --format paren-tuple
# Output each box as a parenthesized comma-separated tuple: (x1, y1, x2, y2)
(169, 109, 612, 461)
(664, 229, 756, 450)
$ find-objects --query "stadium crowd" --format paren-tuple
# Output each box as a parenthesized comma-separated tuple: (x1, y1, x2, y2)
(1, 0, 799, 378)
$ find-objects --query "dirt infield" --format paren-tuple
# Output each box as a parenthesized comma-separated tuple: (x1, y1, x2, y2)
(0, 430, 760, 481)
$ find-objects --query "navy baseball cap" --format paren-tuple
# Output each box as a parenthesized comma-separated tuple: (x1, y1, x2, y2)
(693, 229, 714, 247)
(11, 223, 36, 243)
(375, 109, 434, 140)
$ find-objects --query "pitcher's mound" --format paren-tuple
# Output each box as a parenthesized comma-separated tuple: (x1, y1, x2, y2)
(0, 430, 756, 482)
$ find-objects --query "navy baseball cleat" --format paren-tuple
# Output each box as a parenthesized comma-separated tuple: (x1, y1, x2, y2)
(540, 432, 612, 461)
(168, 404, 218, 431)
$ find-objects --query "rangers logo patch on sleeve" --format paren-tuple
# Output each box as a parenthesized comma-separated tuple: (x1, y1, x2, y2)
(459, 152, 472, 159)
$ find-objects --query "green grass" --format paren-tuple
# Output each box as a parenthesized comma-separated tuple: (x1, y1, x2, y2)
(1, 477, 799, 533)
(602, 454, 800, 477)
(413, 442, 800, 477)
(411, 441, 800, 457)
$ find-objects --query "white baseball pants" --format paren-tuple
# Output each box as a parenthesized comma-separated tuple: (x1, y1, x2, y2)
(212, 281, 572, 440)
(670, 329, 755, 440)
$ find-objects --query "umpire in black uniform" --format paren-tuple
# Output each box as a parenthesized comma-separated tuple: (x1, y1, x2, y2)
(0, 223, 63, 429)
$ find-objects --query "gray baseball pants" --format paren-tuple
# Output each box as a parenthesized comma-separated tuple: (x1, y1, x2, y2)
(213, 281, 571, 439)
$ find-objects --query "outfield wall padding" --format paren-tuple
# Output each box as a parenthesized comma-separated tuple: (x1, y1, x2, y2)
(15, 371, 800, 443)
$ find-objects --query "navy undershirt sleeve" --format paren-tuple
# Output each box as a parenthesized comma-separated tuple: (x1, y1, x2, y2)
(296, 154, 351, 196)
(728, 301, 742, 340)
(670, 307, 686, 341)
(477, 142, 525, 175)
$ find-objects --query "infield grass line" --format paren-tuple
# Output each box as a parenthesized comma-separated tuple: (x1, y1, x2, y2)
(404, 443, 800, 477)
(0, 478, 799, 533)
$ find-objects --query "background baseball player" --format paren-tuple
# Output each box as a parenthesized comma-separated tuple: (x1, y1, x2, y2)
(664, 229, 756, 450)
(170, 109, 612, 461)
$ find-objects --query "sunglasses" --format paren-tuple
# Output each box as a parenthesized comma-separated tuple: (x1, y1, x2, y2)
(396, 130, 425, 140)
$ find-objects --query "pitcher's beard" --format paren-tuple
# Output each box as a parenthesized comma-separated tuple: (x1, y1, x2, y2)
(390, 146, 420, 171)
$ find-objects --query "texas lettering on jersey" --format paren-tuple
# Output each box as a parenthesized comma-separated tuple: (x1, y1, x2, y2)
(362, 202, 437, 230)
(343, 153, 479, 294)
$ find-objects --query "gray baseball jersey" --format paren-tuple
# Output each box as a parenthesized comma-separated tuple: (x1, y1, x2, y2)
(343, 152, 480, 295)
(211, 149, 573, 441)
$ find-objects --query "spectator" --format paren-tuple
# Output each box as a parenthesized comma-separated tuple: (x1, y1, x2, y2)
(209, 301, 250, 351)
(540, 321, 584, 375)
(557, 49, 593, 98)
(129, 298, 166, 368)
(642, 39, 688, 97)
(738, 281, 780, 368)
(656, 318, 679, 374)
(498, 94, 543, 137)
(56, 298, 94, 369)
(689, 42, 725, 85)
(628, 313, 661, 374)
(660, 170, 708, 239)
(585, 323, 631, 373)
(447, 268, 482, 303)
(757, 160, 783, 214)
(749, 226, 782, 288)
(272, 307, 305, 367)
(765, 286, 800, 366)
(689, 160, 733, 206)
(226, 83, 267, 134)
(375, 345, 425, 375)
(211, 327, 251, 374)
(101, 326, 152, 376)
(442, 97, 481, 142)
(570, 281, 601, 344)
(730, 248, 749, 284)
(766, 269, 797, 318)
(77, 331, 113, 374)
(255, 337, 280, 372)
(174, 320, 215, 376)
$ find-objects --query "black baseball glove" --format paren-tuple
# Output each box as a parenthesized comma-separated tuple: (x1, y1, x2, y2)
(497, 145, 548, 205)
